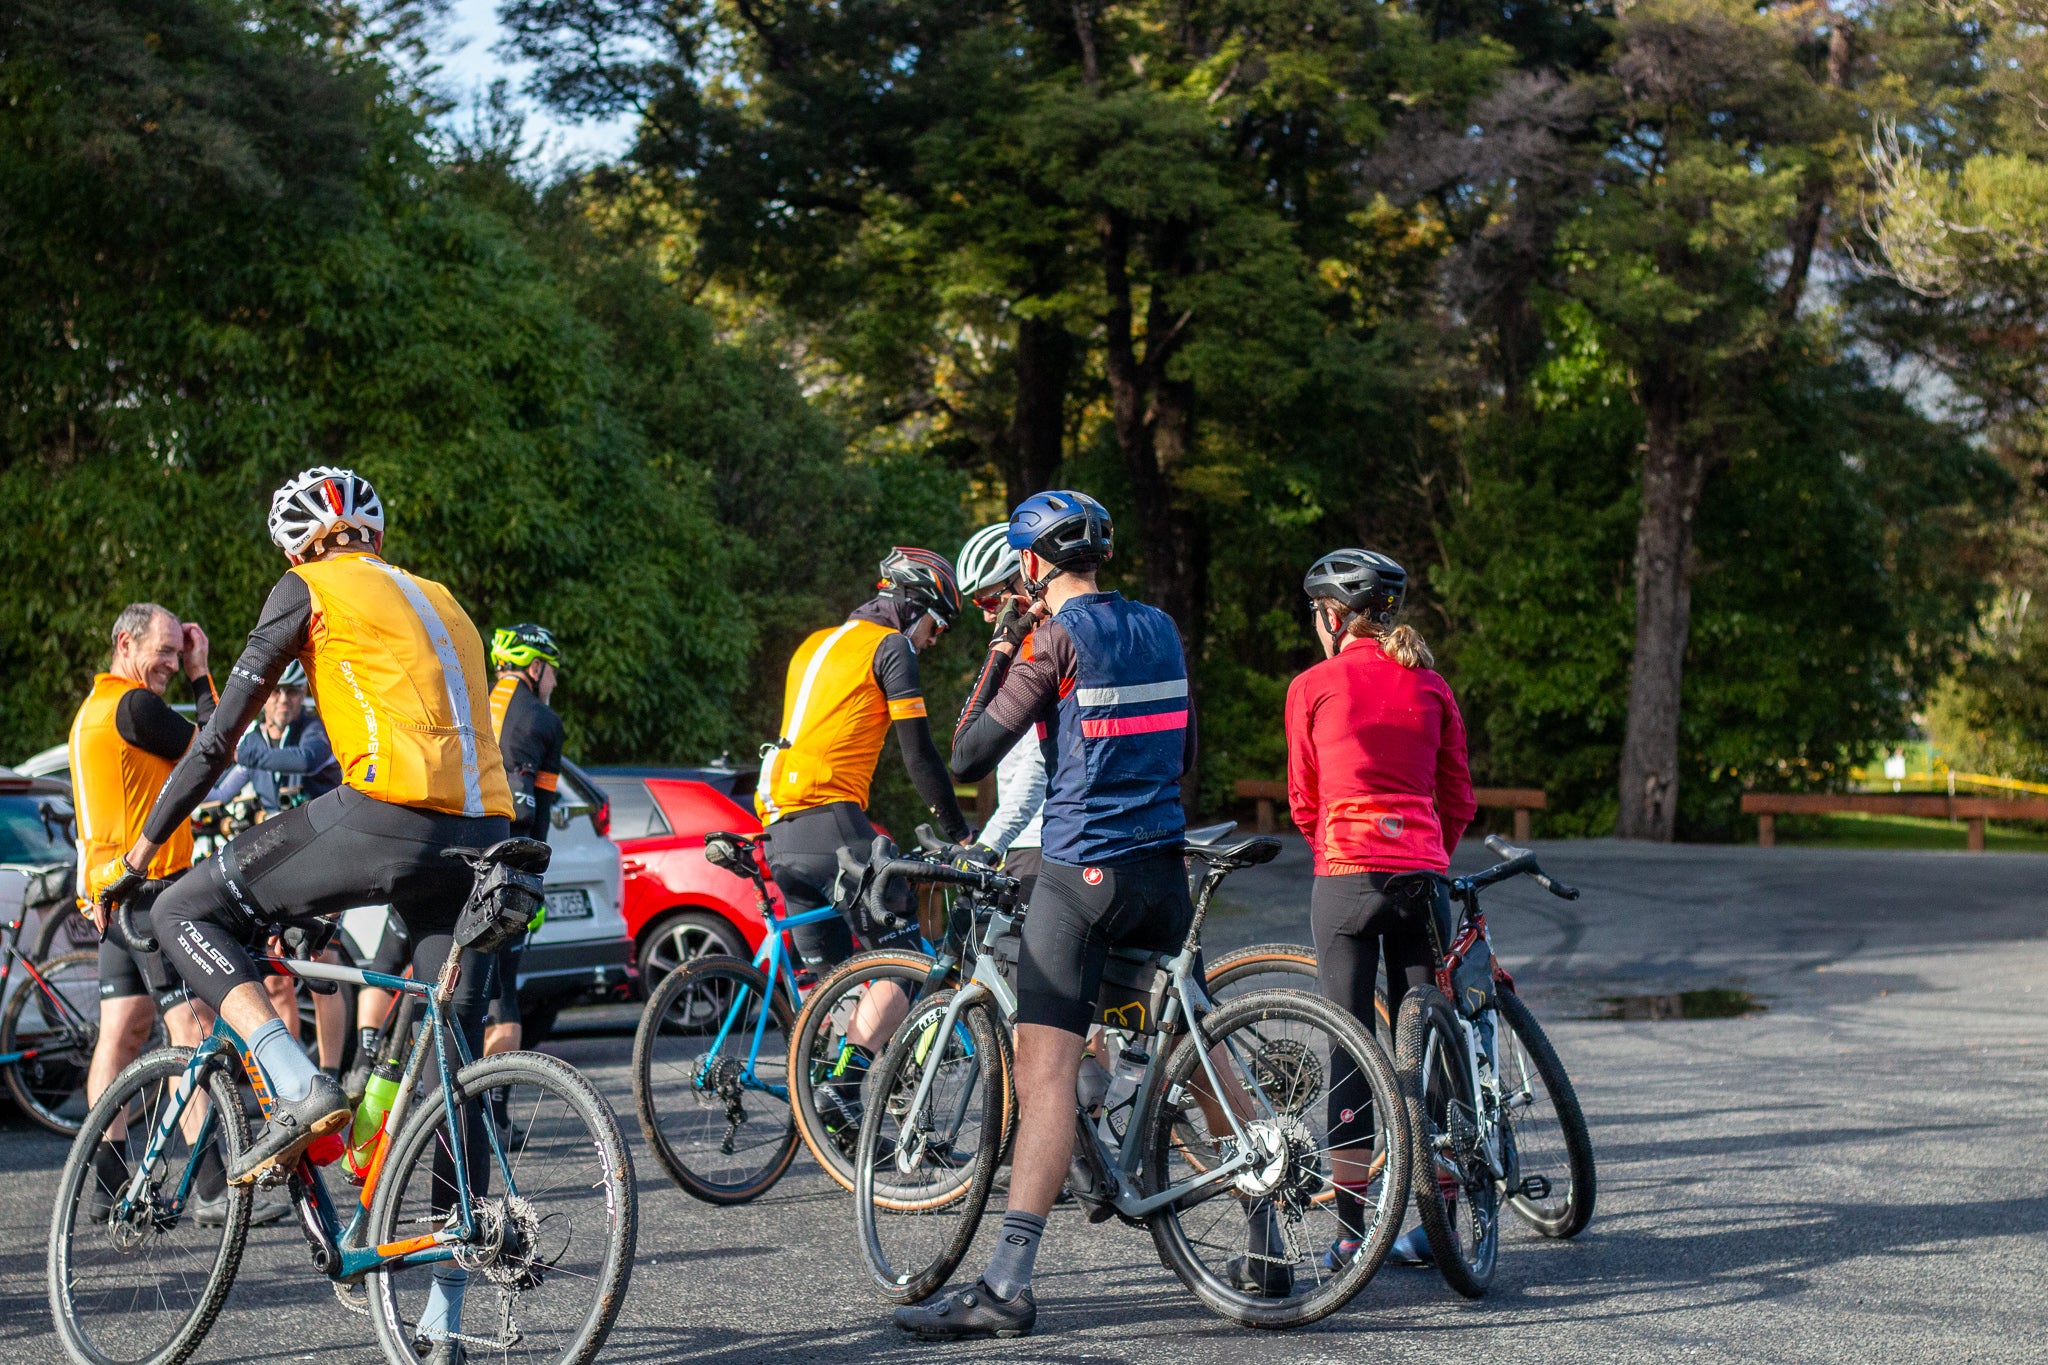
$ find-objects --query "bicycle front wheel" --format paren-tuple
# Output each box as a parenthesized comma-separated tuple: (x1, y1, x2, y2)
(48, 1047, 251, 1365)
(632, 956, 799, 1203)
(1146, 988, 1409, 1329)
(1397, 985, 1498, 1297)
(789, 949, 938, 1193)
(1203, 943, 1389, 1035)
(1496, 988, 1596, 1238)
(854, 989, 1005, 1303)
(5, 949, 109, 1135)
(367, 1051, 636, 1365)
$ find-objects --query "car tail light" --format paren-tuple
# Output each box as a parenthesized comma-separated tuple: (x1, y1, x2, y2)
(592, 798, 611, 837)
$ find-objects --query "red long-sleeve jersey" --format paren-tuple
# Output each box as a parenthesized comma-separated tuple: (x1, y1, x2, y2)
(1285, 636, 1478, 875)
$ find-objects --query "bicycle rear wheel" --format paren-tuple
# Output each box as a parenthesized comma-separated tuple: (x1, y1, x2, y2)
(367, 1052, 636, 1365)
(1397, 985, 1497, 1297)
(1496, 988, 1596, 1238)
(632, 956, 798, 1204)
(1203, 943, 1389, 1035)
(854, 989, 1004, 1303)
(47, 1047, 251, 1365)
(1146, 988, 1409, 1329)
(5, 949, 109, 1135)
(789, 949, 937, 1193)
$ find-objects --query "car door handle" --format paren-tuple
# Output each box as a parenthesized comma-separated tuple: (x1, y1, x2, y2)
(621, 858, 646, 874)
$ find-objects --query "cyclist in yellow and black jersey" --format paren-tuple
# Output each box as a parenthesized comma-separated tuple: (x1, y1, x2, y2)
(755, 547, 973, 970)
(480, 622, 566, 1060)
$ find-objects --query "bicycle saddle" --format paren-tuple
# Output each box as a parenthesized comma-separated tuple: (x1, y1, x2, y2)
(441, 837, 553, 875)
(1184, 822, 1282, 868)
(702, 830, 764, 879)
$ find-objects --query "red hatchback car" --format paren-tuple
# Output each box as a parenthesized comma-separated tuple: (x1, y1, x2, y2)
(586, 767, 785, 990)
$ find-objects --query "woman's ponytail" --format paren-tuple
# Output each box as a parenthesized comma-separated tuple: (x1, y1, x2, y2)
(1343, 615, 1433, 669)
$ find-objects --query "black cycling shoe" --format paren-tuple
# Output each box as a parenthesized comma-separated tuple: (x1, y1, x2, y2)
(892, 1280, 1036, 1340)
(812, 1079, 864, 1134)
(85, 1143, 130, 1222)
(192, 1185, 292, 1228)
(229, 1072, 351, 1187)
(414, 1336, 466, 1365)
(1223, 1197, 1294, 1297)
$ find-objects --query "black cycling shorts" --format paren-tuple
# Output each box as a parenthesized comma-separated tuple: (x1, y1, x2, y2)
(764, 801, 919, 970)
(1015, 850, 1193, 1035)
(366, 916, 411, 977)
(1311, 871, 1444, 1146)
(486, 936, 524, 1028)
(1003, 846, 1043, 908)
(152, 786, 509, 1033)
(98, 877, 185, 1005)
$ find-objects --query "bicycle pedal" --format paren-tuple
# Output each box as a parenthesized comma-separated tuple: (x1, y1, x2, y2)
(1514, 1174, 1552, 1201)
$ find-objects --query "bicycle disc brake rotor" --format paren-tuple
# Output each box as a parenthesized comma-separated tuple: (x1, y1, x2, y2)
(1249, 1038, 1323, 1116)
(456, 1194, 558, 1291)
(1232, 1113, 1320, 1203)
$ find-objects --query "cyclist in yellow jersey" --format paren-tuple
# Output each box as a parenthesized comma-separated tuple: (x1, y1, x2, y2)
(94, 467, 514, 1205)
(481, 622, 565, 1060)
(757, 548, 973, 1128)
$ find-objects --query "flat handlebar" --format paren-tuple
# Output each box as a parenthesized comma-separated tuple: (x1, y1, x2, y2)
(1475, 834, 1580, 900)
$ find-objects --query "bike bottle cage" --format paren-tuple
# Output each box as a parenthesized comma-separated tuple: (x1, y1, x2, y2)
(450, 838, 553, 953)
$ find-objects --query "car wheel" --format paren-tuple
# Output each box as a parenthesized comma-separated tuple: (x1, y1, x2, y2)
(636, 910, 748, 994)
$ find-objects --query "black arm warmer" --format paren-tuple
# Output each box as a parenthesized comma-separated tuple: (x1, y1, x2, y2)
(114, 687, 197, 763)
(143, 575, 311, 845)
(896, 716, 971, 843)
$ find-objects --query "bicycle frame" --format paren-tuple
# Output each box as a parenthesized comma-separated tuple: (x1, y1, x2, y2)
(108, 950, 517, 1283)
(694, 898, 847, 1100)
(891, 858, 1272, 1222)
(0, 863, 97, 1068)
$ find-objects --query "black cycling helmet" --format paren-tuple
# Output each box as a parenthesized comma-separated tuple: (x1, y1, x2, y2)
(1006, 490, 1113, 569)
(491, 622, 563, 670)
(1303, 548, 1406, 627)
(878, 547, 963, 626)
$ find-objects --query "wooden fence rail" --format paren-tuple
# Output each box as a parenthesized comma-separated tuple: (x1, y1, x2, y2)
(1739, 792, 2048, 851)
(1233, 781, 1548, 841)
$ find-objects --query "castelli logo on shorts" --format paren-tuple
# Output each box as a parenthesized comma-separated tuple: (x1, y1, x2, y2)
(1082, 866, 1104, 886)
(1376, 814, 1404, 838)
(1340, 1108, 1357, 1124)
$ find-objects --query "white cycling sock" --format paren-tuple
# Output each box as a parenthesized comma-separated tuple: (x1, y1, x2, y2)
(981, 1209, 1046, 1299)
(247, 1018, 319, 1104)
(418, 1263, 467, 1341)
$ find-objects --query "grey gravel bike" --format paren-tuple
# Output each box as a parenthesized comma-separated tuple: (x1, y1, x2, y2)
(854, 823, 1412, 1330)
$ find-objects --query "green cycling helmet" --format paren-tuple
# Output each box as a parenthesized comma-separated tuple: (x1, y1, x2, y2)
(491, 622, 562, 670)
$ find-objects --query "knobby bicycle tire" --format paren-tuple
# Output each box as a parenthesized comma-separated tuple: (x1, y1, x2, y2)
(4, 949, 104, 1135)
(789, 949, 943, 1193)
(367, 1051, 636, 1365)
(48, 1047, 252, 1365)
(1397, 985, 1496, 1297)
(1145, 988, 1410, 1329)
(632, 956, 799, 1204)
(854, 989, 1005, 1303)
(1495, 988, 1596, 1239)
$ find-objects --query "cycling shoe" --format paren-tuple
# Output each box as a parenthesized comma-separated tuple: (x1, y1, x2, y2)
(1223, 1197, 1294, 1297)
(893, 1280, 1036, 1340)
(85, 1143, 130, 1222)
(229, 1072, 351, 1186)
(414, 1336, 466, 1365)
(1319, 1237, 1364, 1273)
(1388, 1223, 1435, 1266)
(812, 1080, 863, 1133)
(192, 1185, 292, 1228)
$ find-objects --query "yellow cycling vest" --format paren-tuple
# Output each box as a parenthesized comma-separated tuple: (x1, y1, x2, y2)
(289, 554, 514, 819)
(755, 618, 925, 824)
(69, 674, 194, 896)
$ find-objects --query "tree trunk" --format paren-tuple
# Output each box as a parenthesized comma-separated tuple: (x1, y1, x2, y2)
(1002, 314, 1072, 501)
(1615, 377, 1706, 841)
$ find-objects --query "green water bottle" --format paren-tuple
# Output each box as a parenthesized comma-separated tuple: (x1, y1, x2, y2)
(351, 1063, 402, 1153)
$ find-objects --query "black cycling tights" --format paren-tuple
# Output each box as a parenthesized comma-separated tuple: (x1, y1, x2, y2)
(153, 786, 509, 1055)
(1311, 872, 1439, 1171)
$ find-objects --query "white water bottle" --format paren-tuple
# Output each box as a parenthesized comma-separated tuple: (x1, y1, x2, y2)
(1097, 1045, 1148, 1144)
(1075, 1054, 1110, 1112)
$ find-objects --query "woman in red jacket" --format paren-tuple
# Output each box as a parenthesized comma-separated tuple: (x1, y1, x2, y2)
(1286, 547, 1477, 1270)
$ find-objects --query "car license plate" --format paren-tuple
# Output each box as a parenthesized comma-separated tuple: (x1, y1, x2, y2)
(544, 889, 593, 921)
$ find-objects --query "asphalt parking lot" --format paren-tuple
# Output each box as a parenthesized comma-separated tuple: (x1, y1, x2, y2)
(4, 836, 2046, 1363)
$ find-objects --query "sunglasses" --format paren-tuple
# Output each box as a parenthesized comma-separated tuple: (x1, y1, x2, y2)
(971, 589, 1010, 612)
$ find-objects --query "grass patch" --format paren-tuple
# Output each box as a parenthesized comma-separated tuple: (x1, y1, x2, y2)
(1773, 812, 2048, 852)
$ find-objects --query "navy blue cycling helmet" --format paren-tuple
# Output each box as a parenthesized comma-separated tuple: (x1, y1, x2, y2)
(1007, 491, 1113, 567)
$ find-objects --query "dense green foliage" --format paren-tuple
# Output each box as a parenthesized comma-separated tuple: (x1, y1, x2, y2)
(2, 0, 2038, 841)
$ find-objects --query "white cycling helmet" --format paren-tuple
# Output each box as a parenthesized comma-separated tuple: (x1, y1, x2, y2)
(268, 466, 385, 558)
(956, 522, 1021, 603)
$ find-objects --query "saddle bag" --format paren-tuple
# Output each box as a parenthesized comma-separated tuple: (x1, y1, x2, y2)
(454, 843, 552, 954)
